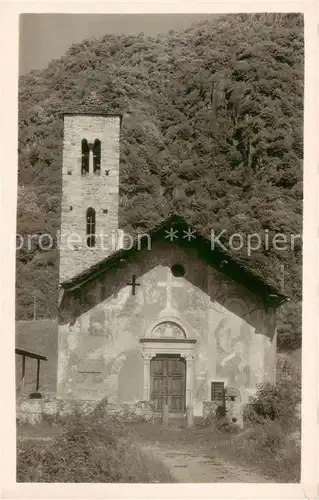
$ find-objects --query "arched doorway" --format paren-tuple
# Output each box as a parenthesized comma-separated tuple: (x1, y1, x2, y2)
(140, 317, 196, 413)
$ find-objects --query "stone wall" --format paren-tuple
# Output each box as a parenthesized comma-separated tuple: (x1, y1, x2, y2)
(16, 395, 153, 425)
(109, 401, 154, 423)
(57, 240, 276, 417)
(16, 394, 98, 425)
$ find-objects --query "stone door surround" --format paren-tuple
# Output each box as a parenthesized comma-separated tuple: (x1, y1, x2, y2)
(140, 338, 196, 408)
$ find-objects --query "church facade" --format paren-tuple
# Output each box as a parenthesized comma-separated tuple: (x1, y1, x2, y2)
(56, 114, 287, 423)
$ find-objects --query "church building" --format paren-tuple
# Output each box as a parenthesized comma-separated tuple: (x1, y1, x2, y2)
(56, 113, 288, 424)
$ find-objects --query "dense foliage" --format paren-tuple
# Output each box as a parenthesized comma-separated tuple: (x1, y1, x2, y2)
(244, 350, 301, 425)
(234, 351, 301, 482)
(244, 381, 299, 427)
(17, 14, 303, 349)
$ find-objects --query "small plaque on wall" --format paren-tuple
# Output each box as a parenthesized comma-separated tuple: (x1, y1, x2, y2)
(78, 358, 103, 374)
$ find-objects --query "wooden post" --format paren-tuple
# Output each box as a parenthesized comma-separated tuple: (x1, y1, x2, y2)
(36, 358, 40, 392)
(15, 348, 47, 396)
(162, 404, 169, 428)
(20, 355, 26, 393)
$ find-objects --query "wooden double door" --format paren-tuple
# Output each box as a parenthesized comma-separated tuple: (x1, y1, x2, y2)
(150, 355, 186, 413)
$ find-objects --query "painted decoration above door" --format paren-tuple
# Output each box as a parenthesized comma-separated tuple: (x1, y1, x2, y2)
(151, 321, 186, 339)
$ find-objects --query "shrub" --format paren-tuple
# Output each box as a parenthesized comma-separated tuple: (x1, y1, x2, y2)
(243, 403, 265, 424)
(237, 352, 301, 482)
(245, 380, 299, 428)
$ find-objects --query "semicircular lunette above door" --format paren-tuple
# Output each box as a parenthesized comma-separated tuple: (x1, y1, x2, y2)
(150, 321, 186, 339)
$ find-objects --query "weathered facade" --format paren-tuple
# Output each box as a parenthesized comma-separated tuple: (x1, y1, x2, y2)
(57, 114, 287, 423)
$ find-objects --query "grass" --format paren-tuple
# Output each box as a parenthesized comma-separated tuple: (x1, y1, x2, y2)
(131, 418, 300, 483)
(230, 420, 300, 483)
(17, 414, 173, 483)
(17, 411, 300, 483)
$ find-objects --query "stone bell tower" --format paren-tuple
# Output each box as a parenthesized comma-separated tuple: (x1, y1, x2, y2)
(59, 113, 122, 283)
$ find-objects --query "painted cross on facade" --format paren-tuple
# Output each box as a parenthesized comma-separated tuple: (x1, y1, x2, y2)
(158, 267, 184, 310)
(127, 274, 140, 295)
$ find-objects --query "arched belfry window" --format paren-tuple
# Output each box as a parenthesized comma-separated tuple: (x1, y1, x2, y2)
(93, 139, 101, 174)
(81, 139, 89, 174)
(86, 207, 96, 247)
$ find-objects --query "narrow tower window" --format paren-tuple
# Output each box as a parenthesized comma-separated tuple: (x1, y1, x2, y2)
(86, 207, 96, 247)
(93, 139, 101, 174)
(81, 139, 89, 174)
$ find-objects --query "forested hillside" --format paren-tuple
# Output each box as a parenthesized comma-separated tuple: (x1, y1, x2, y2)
(17, 13, 303, 349)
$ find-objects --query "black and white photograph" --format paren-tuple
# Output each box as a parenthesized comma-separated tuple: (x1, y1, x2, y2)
(1, 4, 317, 494)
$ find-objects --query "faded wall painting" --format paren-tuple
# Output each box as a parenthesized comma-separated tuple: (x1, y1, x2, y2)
(57, 241, 276, 414)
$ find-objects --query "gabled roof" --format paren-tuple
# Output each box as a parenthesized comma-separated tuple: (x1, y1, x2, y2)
(61, 215, 289, 307)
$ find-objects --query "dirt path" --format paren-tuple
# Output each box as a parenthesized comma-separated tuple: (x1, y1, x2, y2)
(141, 442, 271, 483)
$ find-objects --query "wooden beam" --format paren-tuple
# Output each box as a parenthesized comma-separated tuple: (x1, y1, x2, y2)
(15, 348, 47, 361)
